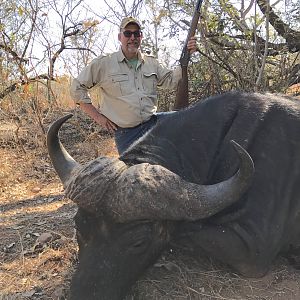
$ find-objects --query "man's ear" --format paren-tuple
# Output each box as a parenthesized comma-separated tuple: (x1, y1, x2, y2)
(118, 32, 121, 42)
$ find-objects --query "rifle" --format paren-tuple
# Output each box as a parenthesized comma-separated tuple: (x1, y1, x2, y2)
(173, 0, 203, 110)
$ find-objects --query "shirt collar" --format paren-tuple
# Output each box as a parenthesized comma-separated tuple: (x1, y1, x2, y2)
(117, 48, 144, 63)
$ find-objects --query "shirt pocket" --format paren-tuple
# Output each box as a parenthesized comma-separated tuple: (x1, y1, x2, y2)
(109, 73, 131, 96)
(143, 72, 158, 94)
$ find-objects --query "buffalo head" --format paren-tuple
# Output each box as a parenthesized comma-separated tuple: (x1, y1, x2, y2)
(46, 113, 254, 299)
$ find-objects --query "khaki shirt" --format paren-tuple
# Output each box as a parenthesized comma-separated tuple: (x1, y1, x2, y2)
(70, 49, 182, 128)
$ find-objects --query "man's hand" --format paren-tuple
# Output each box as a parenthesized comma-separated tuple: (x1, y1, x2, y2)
(187, 36, 198, 54)
(79, 102, 117, 133)
(94, 113, 117, 132)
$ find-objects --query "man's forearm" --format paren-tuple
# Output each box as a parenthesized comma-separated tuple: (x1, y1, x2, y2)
(79, 103, 102, 122)
(79, 103, 117, 132)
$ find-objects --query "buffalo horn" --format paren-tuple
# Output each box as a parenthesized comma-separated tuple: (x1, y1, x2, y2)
(47, 114, 80, 187)
(107, 140, 254, 222)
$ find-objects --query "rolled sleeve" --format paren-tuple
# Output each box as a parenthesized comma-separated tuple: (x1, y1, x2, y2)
(70, 78, 92, 104)
(70, 57, 104, 104)
(156, 63, 182, 90)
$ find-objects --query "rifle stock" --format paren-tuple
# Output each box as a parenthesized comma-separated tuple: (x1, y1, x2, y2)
(174, 66, 189, 110)
(173, 0, 203, 110)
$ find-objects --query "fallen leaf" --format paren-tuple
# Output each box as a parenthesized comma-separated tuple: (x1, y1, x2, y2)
(36, 232, 53, 244)
(3, 242, 16, 253)
(11, 225, 25, 230)
(7, 242, 16, 249)
(34, 221, 47, 226)
(32, 186, 41, 193)
(21, 290, 36, 297)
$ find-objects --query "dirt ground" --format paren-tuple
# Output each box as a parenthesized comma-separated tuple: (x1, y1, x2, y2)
(1, 114, 300, 300)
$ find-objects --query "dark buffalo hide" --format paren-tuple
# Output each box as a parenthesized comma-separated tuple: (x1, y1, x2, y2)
(47, 92, 300, 300)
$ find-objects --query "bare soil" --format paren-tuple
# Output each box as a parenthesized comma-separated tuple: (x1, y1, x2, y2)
(1, 115, 300, 300)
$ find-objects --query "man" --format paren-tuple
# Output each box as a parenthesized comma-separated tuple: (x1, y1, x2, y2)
(71, 17, 198, 154)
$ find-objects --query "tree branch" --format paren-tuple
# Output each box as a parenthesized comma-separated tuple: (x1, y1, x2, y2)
(256, 0, 300, 52)
(0, 44, 29, 63)
(0, 75, 53, 100)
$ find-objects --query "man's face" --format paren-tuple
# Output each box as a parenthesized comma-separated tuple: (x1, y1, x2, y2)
(118, 23, 142, 58)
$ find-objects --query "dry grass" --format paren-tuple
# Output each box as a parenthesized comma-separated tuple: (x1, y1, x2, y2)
(132, 253, 300, 299)
(0, 146, 76, 299)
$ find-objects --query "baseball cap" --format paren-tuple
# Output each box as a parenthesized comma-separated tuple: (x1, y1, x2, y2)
(120, 17, 141, 30)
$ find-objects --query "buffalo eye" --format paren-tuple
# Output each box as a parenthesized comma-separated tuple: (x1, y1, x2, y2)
(128, 237, 150, 254)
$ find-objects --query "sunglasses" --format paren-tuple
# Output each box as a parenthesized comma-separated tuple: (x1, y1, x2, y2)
(122, 30, 142, 38)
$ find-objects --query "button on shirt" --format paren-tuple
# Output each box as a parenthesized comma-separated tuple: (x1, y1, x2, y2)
(70, 49, 182, 128)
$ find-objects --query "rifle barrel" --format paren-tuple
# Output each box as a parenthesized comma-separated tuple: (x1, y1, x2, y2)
(174, 0, 203, 110)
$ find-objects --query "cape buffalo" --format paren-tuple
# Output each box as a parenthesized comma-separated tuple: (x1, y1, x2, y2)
(47, 91, 300, 300)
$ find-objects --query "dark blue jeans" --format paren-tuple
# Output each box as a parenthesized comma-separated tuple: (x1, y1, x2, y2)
(115, 112, 175, 155)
